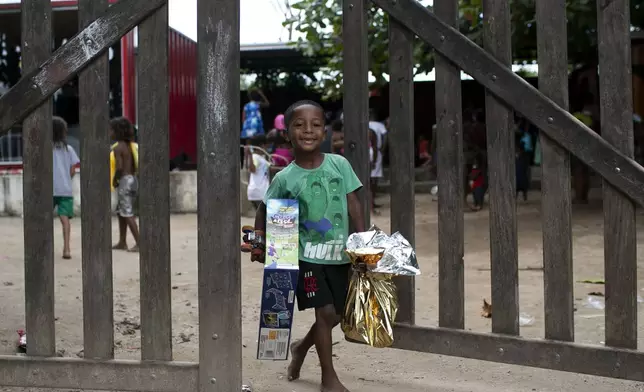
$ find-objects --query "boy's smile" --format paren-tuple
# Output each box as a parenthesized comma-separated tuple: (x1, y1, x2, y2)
(288, 104, 325, 153)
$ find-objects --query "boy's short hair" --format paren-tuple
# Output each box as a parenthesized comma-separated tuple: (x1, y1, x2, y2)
(110, 117, 134, 142)
(284, 100, 324, 128)
(250, 134, 267, 146)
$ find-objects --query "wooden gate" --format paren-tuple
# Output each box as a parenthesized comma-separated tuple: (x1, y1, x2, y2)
(0, 0, 642, 389)
(341, 0, 644, 382)
(0, 0, 243, 390)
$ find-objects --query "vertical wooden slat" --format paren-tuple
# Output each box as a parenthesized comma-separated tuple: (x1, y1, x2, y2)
(197, 0, 242, 390)
(482, 0, 519, 335)
(78, 0, 114, 359)
(536, 0, 574, 342)
(388, 19, 415, 324)
(138, 5, 172, 361)
(597, 0, 637, 349)
(343, 0, 370, 228)
(22, 0, 55, 357)
(435, 0, 464, 330)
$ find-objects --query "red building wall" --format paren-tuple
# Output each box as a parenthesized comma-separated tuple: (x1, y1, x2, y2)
(121, 28, 198, 162)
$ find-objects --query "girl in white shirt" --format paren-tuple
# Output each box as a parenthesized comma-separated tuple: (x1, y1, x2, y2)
(245, 135, 271, 208)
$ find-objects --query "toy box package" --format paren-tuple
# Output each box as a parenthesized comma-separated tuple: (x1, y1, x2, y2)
(257, 199, 299, 360)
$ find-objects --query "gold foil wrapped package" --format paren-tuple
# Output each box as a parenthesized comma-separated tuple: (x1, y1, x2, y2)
(342, 226, 421, 348)
(341, 272, 397, 348)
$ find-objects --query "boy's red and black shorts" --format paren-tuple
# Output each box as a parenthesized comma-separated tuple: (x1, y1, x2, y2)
(296, 261, 351, 315)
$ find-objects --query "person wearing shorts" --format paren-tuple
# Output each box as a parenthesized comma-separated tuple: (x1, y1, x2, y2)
(297, 262, 350, 315)
(252, 100, 365, 392)
(110, 117, 140, 252)
(52, 116, 80, 259)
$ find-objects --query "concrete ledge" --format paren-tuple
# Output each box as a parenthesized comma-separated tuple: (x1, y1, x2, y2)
(0, 170, 256, 217)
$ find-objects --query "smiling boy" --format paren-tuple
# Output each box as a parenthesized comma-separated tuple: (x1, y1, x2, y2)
(253, 100, 365, 392)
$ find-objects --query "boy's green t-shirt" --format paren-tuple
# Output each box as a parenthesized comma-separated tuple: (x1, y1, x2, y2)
(263, 153, 362, 265)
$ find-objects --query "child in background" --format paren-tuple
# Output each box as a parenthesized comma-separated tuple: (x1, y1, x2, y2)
(468, 154, 487, 211)
(272, 133, 294, 167)
(52, 116, 80, 259)
(369, 111, 387, 211)
(418, 134, 431, 167)
(253, 100, 365, 392)
(331, 119, 344, 155)
(268, 113, 294, 167)
(245, 135, 271, 209)
(110, 117, 140, 252)
(267, 114, 287, 153)
(241, 88, 270, 165)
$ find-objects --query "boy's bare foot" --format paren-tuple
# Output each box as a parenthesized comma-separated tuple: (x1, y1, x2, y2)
(128, 245, 139, 253)
(287, 340, 306, 381)
(112, 243, 128, 250)
(320, 377, 350, 392)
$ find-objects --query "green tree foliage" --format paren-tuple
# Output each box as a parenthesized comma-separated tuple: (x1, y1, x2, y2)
(282, 0, 644, 99)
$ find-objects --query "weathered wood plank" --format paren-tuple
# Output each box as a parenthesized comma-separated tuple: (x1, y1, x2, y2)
(482, 0, 519, 335)
(78, 0, 114, 360)
(388, 19, 415, 324)
(434, 0, 464, 330)
(138, 4, 173, 361)
(597, 0, 637, 349)
(21, 0, 55, 357)
(391, 324, 644, 382)
(370, 0, 644, 207)
(0, 355, 197, 391)
(196, 0, 242, 390)
(0, 0, 168, 133)
(536, 0, 574, 342)
(343, 0, 370, 228)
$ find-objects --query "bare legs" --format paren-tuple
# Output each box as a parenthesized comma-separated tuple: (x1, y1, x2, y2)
(287, 304, 349, 392)
(112, 215, 140, 252)
(59, 215, 71, 259)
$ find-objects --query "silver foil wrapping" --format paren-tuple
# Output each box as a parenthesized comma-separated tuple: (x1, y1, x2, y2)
(345, 225, 420, 276)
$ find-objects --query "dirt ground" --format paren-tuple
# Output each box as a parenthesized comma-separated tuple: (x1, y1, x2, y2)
(1, 189, 644, 392)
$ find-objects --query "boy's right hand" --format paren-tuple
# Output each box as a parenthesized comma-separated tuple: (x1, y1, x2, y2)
(241, 226, 265, 263)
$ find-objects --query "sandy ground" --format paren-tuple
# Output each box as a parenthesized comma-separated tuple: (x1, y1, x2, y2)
(1, 189, 644, 392)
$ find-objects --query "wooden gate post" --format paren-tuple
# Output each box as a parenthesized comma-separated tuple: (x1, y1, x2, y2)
(343, 0, 370, 228)
(78, 0, 114, 360)
(482, 0, 519, 336)
(389, 18, 416, 324)
(196, 0, 242, 390)
(597, 0, 637, 350)
(138, 3, 173, 361)
(22, 0, 55, 357)
(536, 0, 574, 342)
(434, 0, 464, 330)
